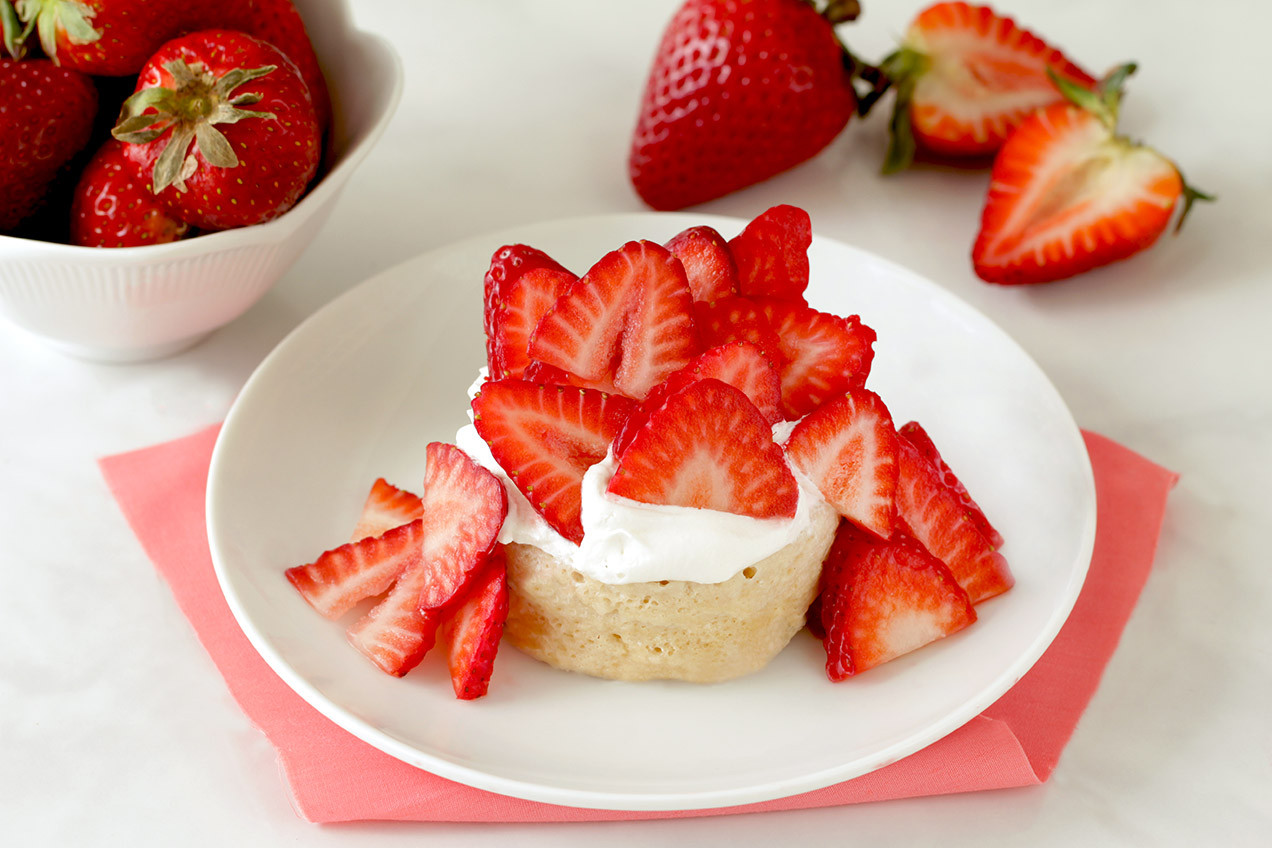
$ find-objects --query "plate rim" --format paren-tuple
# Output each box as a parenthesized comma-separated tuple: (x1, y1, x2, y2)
(207, 211, 1097, 811)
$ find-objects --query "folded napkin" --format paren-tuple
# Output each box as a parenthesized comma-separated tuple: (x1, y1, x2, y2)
(100, 426, 1176, 823)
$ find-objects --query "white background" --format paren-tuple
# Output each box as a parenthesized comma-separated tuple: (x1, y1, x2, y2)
(3, 0, 1269, 844)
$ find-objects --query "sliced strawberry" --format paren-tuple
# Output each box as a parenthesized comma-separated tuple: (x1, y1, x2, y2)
(784, 388, 897, 538)
(608, 378, 797, 519)
(758, 299, 876, 419)
(528, 240, 700, 400)
(613, 341, 783, 457)
(490, 266, 579, 380)
(895, 437, 1013, 604)
(693, 295, 786, 373)
(665, 225, 739, 302)
(471, 380, 637, 543)
(346, 556, 442, 677)
(819, 522, 976, 680)
(898, 421, 1003, 547)
(286, 518, 424, 620)
(728, 205, 813, 303)
(349, 478, 424, 542)
(439, 546, 509, 700)
(483, 244, 572, 375)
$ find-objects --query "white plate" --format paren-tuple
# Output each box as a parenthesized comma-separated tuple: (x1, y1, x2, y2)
(207, 213, 1096, 811)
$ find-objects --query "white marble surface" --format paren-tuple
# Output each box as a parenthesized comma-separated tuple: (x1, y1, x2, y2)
(2, 0, 1269, 844)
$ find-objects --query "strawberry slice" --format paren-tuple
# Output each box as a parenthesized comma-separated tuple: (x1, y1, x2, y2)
(286, 518, 424, 620)
(528, 240, 700, 400)
(439, 546, 509, 700)
(758, 299, 876, 419)
(613, 341, 783, 457)
(728, 205, 812, 303)
(972, 64, 1210, 284)
(472, 379, 637, 543)
(349, 477, 424, 542)
(881, 2, 1096, 171)
(894, 437, 1013, 604)
(608, 378, 797, 519)
(898, 421, 1003, 547)
(784, 388, 898, 538)
(693, 295, 785, 373)
(665, 225, 739, 302)
(819, 521, 976, 680)
(483, 244, 572, 375)
(346, 558, 442, 677)
(490, 266, 579, 380)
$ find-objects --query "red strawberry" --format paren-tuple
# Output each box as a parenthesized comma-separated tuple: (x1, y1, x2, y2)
(489, 266, 578, 380)
(483, 244, 572, 367)
(728, 205, 812, 303)
(894, 436, 1013, 604)
(346, 559, 441, 677)
(69, 139, 192, 247)
(613, 341, 783, 457)
(819, 522, 975, 679)
(972, 64, 1211, 284)
(0, 57, 96, 231)
(439, 547, 509, 700)
(758, 299, 876, 419)
(630, 0, 869, 210)
(4, 0, 179, 75)
(664, 225, 738, 302)
(528, 240, 700, 400)
(692, 295, 786, 374)
(897, 421, 1002, 548)
(471, 380, 637, 544)
(112, 29, 320, 231)
(880, 1, 1096, 171)
(608, 378, 797, 519)
(286, 518, 423, 620)
(784, 388, 897, 538)
(349, 477, 423, 542)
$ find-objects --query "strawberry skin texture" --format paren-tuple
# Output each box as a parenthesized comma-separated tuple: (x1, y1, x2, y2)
(8, 0, 179, 76)
(349, 477, 424, 542)
(664, 225, 739, 302)
(757, 299, 876, 419)
(972, 101, 1184, 284)
(784, 388, 898, 538)
(894, 437, 1013, 604)
(608, 378, 798, 519)
(693, 295, 786, 375)
(440, 547, 509, 700)
(728, 205, 813, 303)
(69, 139, 192, 247)
(819, 522, 976, 679)
(472, 380, 637, 544)
(0, 58, 97, 231)
(901, 2, 1095, 158)
(630, 0, 856, 210)
(897, 421, 1002, 547)
(287, 518, 424, 620)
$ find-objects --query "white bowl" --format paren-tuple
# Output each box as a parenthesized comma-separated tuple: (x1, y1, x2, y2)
(0, 0, 402, 362)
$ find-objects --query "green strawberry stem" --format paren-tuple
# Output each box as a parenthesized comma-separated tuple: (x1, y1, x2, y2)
(800, 0, 887, 118)
(11, 0, 101, 64)
(1, 0, 32, 59)
(112, 59, 278, 195)
(879, 47, 928, 174)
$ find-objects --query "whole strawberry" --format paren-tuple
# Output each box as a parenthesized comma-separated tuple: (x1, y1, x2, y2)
(70, 139, 192, 247)
(0, 57, 97, 231)
(629, 0, 870, 210)
(3, 0, 180, 75)
(112, 29, 320, 231)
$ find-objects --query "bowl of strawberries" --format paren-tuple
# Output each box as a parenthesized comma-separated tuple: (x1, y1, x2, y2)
(0, 0, 401, 361)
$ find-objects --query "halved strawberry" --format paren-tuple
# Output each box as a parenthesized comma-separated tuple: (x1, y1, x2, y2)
(784, 388, 897, 538)
(665, 225, 739, 302)
(528, 240, 700, 400)
(483, 244, 572, 374)
(471, 380, 637, 543)
(613, 341, 783, 457)
(439, 546, 509, 700)
(728, 205, 813, 303)
(693, 295, 785, 373)
(819, 521, 976, 680)
(758, 299, 876, 419)
(286, 518, 424, 620)
(349, 478, 424, 542)
(971, 64, 1210, 284)
(898, 421, 1002, 547)
(490, 266, 579, 380)
(895, 437, 1013, 604)
(608, 378, 797, 519)
(881, 2, 1096, 171)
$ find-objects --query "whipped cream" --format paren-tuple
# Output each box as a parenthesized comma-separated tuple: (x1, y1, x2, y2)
(455, 376, 822, 585)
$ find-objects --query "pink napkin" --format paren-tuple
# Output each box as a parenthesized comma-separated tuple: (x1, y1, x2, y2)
(100, 426, 1176, 823)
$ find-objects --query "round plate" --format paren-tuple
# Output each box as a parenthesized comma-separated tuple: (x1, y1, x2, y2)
(207, 213, 1096, 811)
